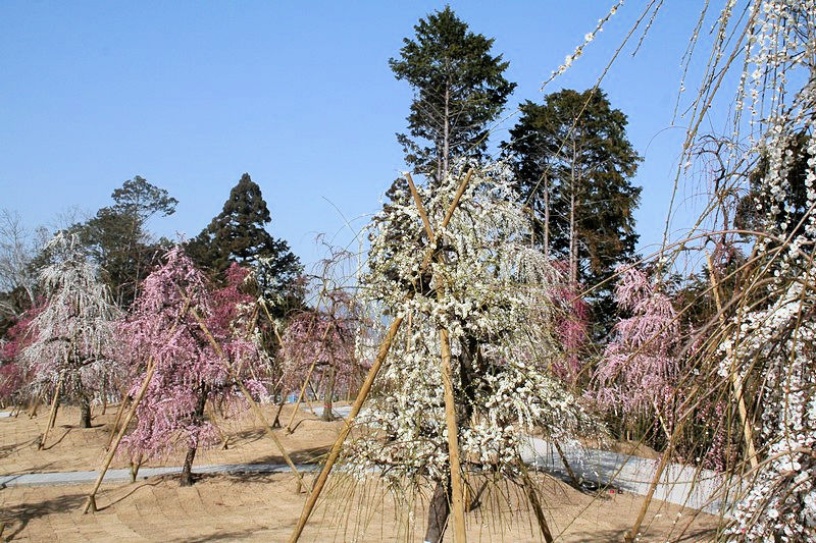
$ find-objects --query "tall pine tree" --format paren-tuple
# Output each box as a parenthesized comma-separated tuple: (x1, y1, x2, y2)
(504, 88, 642, 337)
(390, 6, 516, 184)
(70, 176, 177, 308)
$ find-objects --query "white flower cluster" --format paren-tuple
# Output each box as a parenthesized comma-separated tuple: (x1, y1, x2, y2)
(719, 263, 816, 541)
(543, 0, 624, 88)
(343, 164, 599, 489)
(23, 233, 123, 402)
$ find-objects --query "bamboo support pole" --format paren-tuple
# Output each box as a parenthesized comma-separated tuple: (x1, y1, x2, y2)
(552, 440, 580, 487)
(706, 254, 758, 471)
(517, 460, 554, 543)
(83, 357, 158, 513)
(83, 297, 193, 514)
(406, 173, 435, 240)
(186, 306, 307, 492)
(409, 170, 470, 542)
(28, 392, 43, 418)
(286, 324, 333, 432)
(624, 442, 673, 543)
(39, 374, 63, 450)
(106, 396, 130, 450)
(288, 314, 404, 543)
(439, 328, 467, 543)
(287, 358, 319, 430)
(288, 169, 475, 543)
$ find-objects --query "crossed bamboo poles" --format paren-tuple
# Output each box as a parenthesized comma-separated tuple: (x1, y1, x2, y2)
(287, 169, 474, 543)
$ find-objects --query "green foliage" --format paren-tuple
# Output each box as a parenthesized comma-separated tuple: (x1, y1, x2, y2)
(70, 176, 177, 308)
(504, 88, 642, 337)
(390, 6, 516, 182)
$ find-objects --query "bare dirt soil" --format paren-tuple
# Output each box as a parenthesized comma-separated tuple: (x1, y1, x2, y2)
(1, 403, 722, 542)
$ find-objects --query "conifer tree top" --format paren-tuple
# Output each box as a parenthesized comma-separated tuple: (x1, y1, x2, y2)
(390, 6, 516, 181)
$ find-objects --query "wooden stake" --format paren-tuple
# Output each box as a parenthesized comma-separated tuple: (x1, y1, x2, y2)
(439, 328, 467, 543)
(406, 173, 435, 240)
(517, 460, 554, 543)
(286, 324, 333, 432)
(39, 374, 63, 450)
(106, 396, 130, 450)
(288, 169, 476, 543)
(83, 297, 192, 513)
(624, 442, 673, 543)
(410, 169, 472, 542)
(186, 306, 308, 492)
(552, 440, 580, 487)
(706, 254, 758, 471)
(83, 357, 158, 513)
(288, 315, 404, 543)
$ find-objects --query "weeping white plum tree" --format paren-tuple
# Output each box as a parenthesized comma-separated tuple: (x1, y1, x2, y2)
(21, 232, 122, 429)
(610, 0, 816, 540)
(679, 2, 816, 540)
(343, 164, 599, 543)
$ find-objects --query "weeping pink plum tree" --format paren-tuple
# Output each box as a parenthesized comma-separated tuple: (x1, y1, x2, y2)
(0, 306, 40, 407)
(549, 262, 590, 389)
(591, 266, 681, 438)
(279, 290, 361, 422)
(20, 233, 122, 428)
(120, 248, 271, 486)
(209, 263, 275, 404)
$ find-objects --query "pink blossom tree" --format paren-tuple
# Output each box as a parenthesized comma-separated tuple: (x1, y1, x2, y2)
(591, 266, 681, 438)
(279, 242, 363, 423)
(279, 297, 361, 422)
(120, 248, 271, 485)
(0, 307, 39, 407)
(549, 261, 590, 389)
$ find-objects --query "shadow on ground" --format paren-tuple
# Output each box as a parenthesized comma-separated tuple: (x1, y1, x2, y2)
(0, 491, 86, 540)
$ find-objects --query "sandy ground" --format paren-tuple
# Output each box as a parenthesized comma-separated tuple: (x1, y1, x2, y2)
(0, 403, 722, 542)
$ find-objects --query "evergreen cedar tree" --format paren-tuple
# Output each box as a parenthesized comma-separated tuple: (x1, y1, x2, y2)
(389, 6, 516, 185)
(186, 173, 302, 305)
(504, 88, 642, 338)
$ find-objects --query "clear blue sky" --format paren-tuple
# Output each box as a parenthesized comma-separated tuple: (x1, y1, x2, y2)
(1, 1, 719, 275)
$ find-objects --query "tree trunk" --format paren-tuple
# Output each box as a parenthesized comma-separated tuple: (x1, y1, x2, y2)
(321, 365, 336, 422)
(568, 163, 579, 286)
(442, 84, 450, 182)
(79, 396, 92, 428)
(180, 386, 209, 487)
(543, 173, 550, 258)
(424, 480, 450, 543)
(271, 394, 285, 429)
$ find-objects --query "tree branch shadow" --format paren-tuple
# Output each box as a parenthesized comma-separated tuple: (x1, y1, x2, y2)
(0, 492, 86, 540)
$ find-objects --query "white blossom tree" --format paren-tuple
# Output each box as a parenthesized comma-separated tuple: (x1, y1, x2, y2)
(689, 2, 816, 540)
(21, 232, 122, 429)
(342, 164, 599, 542)
(619, 1, 816, 540)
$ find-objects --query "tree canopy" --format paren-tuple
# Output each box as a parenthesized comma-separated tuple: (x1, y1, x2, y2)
(187, 173, 302, 308)
(504, 88, 642, 336)
(72, 176, 177, 308)
(390, 6, 516, 183)
(20, 233, 122, 428)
